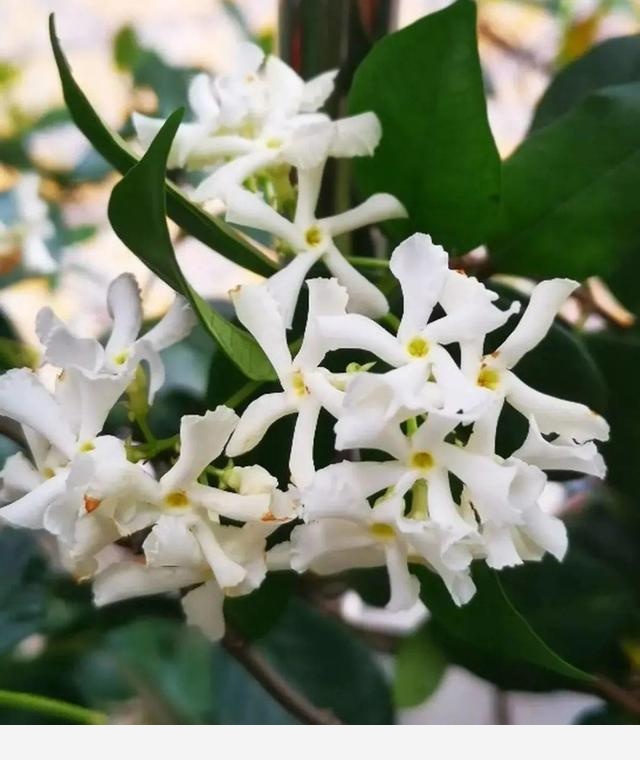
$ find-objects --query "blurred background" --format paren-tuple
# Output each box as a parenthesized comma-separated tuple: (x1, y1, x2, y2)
(1, 0, 639, 724)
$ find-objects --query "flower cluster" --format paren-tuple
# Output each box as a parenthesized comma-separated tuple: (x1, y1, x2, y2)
(0, 50, 609, 642)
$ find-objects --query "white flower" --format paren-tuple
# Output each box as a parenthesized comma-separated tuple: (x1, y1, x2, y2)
(225, 279, 347, 488)
(462, 278, 609, 443)
(36, 273, 196, 400)
(292, 460, 476, 609)
(318, 233, 517, 417)
(0, 174, 57, 274)
(93, 520, 275, 642)
(223, 166, 406, 326)
(223, 464, 300, 521)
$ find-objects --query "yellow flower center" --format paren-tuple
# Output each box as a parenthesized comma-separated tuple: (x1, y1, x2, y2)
(265, 137, 283, 149)
(410, 451, 434, 471)
(304, 225, 323, 248)
(43, 467, 56, 479)
(78, 441, 95, 453)
(164, 490, 190, 509)
(370, 522, 396, 541)
(113, 350, 129, 366)
(406, 336, 429, 358)
(291, 370, 308, 397)
(477, 366, 501, 390)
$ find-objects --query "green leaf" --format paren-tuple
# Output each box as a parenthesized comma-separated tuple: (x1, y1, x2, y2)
(224, 571, 295, 641)
(490, 82, 640, 282)
(531, 35, 640, 132)
(214, 600, 394, 724)
(393, 623, 446, 709)
(583, 330, 640, 499)
(0, 529, 48, 655)
(348, 0, 501, 252)
(108, 109, 275, 382)
(49, 14, 276, 278)
(416, 563, 593, 685)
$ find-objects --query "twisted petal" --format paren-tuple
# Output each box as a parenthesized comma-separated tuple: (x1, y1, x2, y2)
(290, 520, 378, 573)
(0, 473, 67, 529)
(0, 452, 42, 499)
(424, 467, 475, 543)
(162, 407, 238, 494)
(390, 233, 448, 342)
(294, 277, 349, 369)
(512, 416, 606, 478)
(143, 515, 202, 568)
(0, 369, 75, 458)
(226, 392, 295, 457)
(225, 187, 300, 248)
(190, 483, 270, 521)
(383, 541, 421, 612)
(93, 562, 205, 606)
(266, 250, 321, 329)
(143, 296, 196, 352)
(430, 345, 490, 416)
(191, 518, 246, 589)
(231, 284, 292, 380)
(329, 113, 381, 157)
(182, 579, 225, 641)
(300, 69, 338, 111)
(187, 73, 219, 126)
(505, 372, 609, 442)
(36, 307, 103, 372)
(289, 398, 321, 488)
(322, 194, 407, 238)
(104, 273, 143, 360)
(317, 314, 405, 366)
(495, 279, 578, 369)
(322, 244, 389, 318)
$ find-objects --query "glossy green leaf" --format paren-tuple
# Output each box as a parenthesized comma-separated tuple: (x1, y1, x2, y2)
(531, 35, 640, 132)
(490, 82, 640, 281)
(583, 330, 640, 499)
(108, 109, 275, 382)
(49, 14, 276, 278)
(213, 600, 394, 724)
(348, 0, 501, 252)
(224, 571, 295, 641)
(417, 563, 593, 685)
(393, 623, 446, 709)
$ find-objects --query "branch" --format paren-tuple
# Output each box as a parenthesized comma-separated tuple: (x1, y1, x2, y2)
(222, 628, 342, 725)
(594, 676, 640, 719)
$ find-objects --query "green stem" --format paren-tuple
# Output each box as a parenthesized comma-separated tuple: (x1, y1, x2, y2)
(0, 689, 107, 725)
(137, 416, 157, 445)
(347, 256, 390, 270)
(224, 380, 261, 409)
(381, 312, 400, 331)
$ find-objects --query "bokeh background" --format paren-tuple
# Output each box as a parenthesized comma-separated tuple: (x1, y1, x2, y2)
(1, 0, 639, 724)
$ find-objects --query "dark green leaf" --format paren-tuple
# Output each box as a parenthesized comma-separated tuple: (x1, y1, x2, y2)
(224, 571, 295, 641)
(417, 563, 593, 685)
(583, 331, 640, 499)
(0, 529, 48, 655)
(214, 600, 394, 724)
(394, 623, 446, 708)
(348, 0, 501, 252)
(531, 35, 640, 131)
(49, 14, 276, 278)
(107, 109, 275, 382)
(490, 82, 640, 282)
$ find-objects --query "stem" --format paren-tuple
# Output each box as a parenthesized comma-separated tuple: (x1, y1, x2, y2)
(0, 689, 107, 725)
(381, 312, 400, 331)
(222, 629, 341, 725)
(224, 380, 261, 410)
(347, 256, 390, 270)
(594, 676, 640, 718)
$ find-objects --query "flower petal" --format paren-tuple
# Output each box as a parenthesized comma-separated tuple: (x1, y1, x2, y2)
(322, 244, 389, 318)
(512, 416, 606, 478)
(289, 398, 321, 488)
(225, 186, 301, 247)
(161, 407, 238, 494)
(322, 194, 407, 237)
(143, 515, 202, 567)
(505, 372, 609, 442)
(329, 112, 381, 157)
(104, 273, 143, 360)
(294, 277, 349, 369)
(290, 519, 378, 573)
(266, 250, 320, 329)
(189, 483, 270, 521)
(383, 542, 421, 612)
(317, 313, 405, 366)
(300, 69, 338, 111)
(231, 283, 292, 380)
(142, 296, 196, 352)
(36, 307, 103, 372)
(0, 369, 75, 458)
(495, 279, 578, 369)
(0, 473, 67, 529)
(226, 392, 295, 457)
(187, 73, 219, 126)
(93, 562, 205, 606)
(0, 452, 42, 500)
(390, 233, 448, 342)
(191, 518, 246, 589)
(182, 579, 226, 641)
